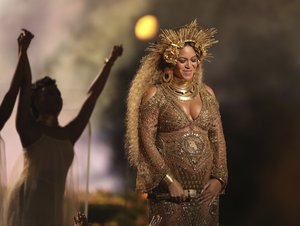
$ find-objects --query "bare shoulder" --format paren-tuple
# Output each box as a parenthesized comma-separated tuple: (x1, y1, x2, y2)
(142, 85, 157, 104)
(203, 84, 216, 98)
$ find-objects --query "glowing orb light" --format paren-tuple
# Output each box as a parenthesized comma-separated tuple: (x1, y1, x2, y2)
(135, 15, 159, 41)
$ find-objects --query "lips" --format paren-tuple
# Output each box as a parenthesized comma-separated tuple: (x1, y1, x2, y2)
(183, 70, 193, 75)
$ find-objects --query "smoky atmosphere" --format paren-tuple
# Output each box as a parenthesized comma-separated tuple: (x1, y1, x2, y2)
(0, 0, 300, 225)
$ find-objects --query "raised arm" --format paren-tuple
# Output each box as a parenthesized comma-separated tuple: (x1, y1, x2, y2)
(66, 45, 123, 144)
(0, 32, 31, 130)
(15, 30, 37, 146)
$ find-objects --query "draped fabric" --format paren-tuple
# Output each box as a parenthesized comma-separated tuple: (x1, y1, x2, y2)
(137, 84, 228, 226)
(0, 135, 6, 226)
(4, 134, 79, 226)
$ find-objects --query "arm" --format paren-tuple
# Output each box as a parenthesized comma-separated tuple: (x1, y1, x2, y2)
(15, 30, 38, 147)
(66, 45, 123, 144)
(139, 87, 184, 197)
(206, 86, 228, 194)
(139, 86, 167, 175)
(0, 32, 30, 130)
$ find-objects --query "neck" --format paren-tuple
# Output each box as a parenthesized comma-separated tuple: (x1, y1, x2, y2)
(171, 76, 194, 88)
(36, 115, 59, 127)
(165, 75, 198, 101)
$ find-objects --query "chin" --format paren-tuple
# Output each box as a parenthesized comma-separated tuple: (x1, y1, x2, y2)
(182, 74, 194, 81)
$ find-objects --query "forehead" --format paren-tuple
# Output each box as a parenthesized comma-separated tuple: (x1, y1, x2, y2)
(178, 45, 196, 57)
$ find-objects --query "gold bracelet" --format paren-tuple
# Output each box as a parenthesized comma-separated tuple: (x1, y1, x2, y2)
(104, 57, 113, 65)
(211, 176, 226, 191)
(163, 174, 174, 186)
(215, 177, 225, 186)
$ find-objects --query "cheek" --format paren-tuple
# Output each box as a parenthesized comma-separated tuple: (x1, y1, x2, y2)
(177, 63, 186, 71)
(192, 62, 198, 69)
(173, 65, 183, 77)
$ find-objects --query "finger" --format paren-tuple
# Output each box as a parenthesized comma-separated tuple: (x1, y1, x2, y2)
(18, 33, 24, 41)
(208, 196, 217, 207)
(201, 183, 210, 194)
(197, 193, 213, 203)
(181, 193, 188, 201)
(157, 215, 162, 222)
(21, 28, 33, 35)
(21, 29, 30, 36)
(21, 29, 34, 39)
(151, 215, 162, 225)
(200, 189, 211, 197)
(149, 215, 156, 224)
(74, 216, 78, 224)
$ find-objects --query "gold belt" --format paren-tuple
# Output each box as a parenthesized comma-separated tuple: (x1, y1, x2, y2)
(147, 189, 198, 200)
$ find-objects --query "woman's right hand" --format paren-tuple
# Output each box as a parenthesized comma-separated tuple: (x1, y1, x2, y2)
(18, 29, 34, 53)
(168, 179, 185, 201)
(109, 45, 123, 62)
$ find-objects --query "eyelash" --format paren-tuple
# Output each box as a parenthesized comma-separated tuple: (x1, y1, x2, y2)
(179, 59, 197, 63)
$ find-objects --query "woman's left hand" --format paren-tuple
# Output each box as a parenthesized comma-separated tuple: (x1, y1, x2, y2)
(201, 178, 222, 197)
(110, 45, 123, 61)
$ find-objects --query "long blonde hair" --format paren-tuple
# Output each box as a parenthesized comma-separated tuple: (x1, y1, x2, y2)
(125, 51, 203, 167)
(125, 52, 161, 166)
(126, 20, 216, 166)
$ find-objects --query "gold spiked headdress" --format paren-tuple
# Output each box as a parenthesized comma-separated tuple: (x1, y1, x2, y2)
(147, 19, 218, 65)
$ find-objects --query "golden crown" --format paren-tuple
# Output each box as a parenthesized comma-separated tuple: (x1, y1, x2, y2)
(147, 20, 218, 65)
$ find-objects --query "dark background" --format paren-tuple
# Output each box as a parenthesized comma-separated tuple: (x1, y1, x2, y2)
(1, 0, 299, 225)
(102, 1, 300, 225)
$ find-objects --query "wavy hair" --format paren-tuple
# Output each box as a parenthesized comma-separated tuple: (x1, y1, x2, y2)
(125, 20, 217, 166)
(125, 49, 203, 167)
(31, 76, 58, 119)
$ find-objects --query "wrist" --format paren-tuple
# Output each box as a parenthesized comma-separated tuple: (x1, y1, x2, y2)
(211, 176, 225, 191)
(163, 174, 174, 186)
(19, 47, 27, 54)
(104, 57, 115, 66)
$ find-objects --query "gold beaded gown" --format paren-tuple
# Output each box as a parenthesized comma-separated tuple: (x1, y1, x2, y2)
(136, 84, 228, 226)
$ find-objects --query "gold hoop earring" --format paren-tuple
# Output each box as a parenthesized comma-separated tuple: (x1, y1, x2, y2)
(162, 69, 173, 83)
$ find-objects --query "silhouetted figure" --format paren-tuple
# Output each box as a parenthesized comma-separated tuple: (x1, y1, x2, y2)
(5, 29, 123, 226)
(0, 30, 32, 226)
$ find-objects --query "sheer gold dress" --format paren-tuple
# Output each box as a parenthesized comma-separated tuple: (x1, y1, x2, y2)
(5, 134, 76, 226)
(136, 84, 227, 226)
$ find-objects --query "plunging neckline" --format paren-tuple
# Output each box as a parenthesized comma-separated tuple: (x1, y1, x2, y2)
(169, 90, 205, 123)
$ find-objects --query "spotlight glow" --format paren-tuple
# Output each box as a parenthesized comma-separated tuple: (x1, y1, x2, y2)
(134, 15, 159, 41)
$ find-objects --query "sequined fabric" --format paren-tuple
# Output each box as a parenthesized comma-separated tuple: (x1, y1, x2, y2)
(137, 84, 227, 226)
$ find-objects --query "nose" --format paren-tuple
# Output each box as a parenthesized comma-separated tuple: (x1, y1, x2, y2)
(185, 60, 191, 68)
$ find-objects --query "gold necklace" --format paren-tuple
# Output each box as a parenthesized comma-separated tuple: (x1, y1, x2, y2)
(163, 78, 198, 101)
